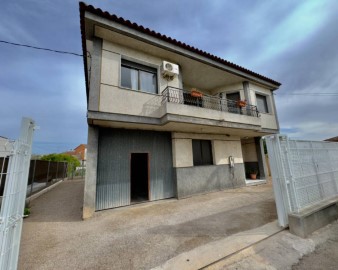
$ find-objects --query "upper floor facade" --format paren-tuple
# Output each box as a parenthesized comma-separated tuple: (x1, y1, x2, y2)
(80, 3, 281, 138)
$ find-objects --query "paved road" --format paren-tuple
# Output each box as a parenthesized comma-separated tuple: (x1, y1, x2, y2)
(19, 180, 276, 270)
(293, 223, 338, 270)
(203, 218, 338, 270)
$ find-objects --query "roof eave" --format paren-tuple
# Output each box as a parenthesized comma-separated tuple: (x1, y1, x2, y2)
(79, 2, 281, 102)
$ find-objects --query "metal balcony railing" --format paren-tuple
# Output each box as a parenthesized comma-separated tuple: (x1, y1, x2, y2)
(161, 87, 260, 117)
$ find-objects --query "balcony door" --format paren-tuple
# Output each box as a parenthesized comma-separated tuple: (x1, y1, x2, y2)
(226, 92, 240, 113)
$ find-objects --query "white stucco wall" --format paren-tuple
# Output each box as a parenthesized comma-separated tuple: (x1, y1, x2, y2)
(249, 84, 274, 114)
(98, 39, 182, 116)
(101, 50, 120, 86)
(241, 138, 258, 162)
(0, 137, 11, 157)
(165, 102, 261, 127)
(172, 133, 243, 168)
(100, 85, 162, 117)
(248, 83, 278, 130)
(101, 40, 181, 92)
(172, 138, 193, 167)
(260, 114, 278, 130)
(95, 34, 279, 132)
(211, 83, 245, 100)
(213, 140, 243, 165)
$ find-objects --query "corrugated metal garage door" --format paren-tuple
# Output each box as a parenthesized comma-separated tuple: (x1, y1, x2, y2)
(96, 128, 175, 210)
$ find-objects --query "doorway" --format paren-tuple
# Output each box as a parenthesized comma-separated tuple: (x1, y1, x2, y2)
(130, 153, 149, 203)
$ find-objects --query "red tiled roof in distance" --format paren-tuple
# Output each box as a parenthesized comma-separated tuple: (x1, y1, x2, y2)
(79, 2, 281, 101)
(325, 136, 338, 142)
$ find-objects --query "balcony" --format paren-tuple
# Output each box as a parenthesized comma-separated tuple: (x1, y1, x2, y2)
(161, 87, 259, 118)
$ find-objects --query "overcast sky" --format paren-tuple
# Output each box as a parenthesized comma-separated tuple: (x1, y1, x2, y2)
(1, 0, 338, 154)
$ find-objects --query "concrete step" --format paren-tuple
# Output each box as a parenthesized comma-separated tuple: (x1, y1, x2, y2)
(151, 220, 284, 270)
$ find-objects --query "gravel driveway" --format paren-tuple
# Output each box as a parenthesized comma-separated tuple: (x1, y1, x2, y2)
(19, 179, 276, 270)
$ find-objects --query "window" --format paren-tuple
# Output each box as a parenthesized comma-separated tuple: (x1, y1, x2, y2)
(121, 59, 157, 94)
(226, 92, 240, 101)
(256, 94, 269, 113)
(192, 140, 213, 166)
(226, 92, 241, 113)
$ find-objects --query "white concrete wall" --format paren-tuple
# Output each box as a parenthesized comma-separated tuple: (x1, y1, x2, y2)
(172, 132, 243, 168)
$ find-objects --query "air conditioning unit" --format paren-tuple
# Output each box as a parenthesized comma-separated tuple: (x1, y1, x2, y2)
(161, 61, 179, 77)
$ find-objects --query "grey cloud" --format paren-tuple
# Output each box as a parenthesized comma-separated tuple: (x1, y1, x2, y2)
(1, 0, 337, 153)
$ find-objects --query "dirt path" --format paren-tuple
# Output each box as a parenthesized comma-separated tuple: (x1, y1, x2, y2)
(19, 180, 276, 270)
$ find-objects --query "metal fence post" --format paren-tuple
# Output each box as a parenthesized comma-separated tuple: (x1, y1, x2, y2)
(265, 135, 291, 227)
(56, 161, 59, 181)
(0, 117, 35, 270)
(310, 141, 324, 200)
(285, 137, 300, 213)
(46, 160, 50, 185)
(29, 159, 37, 197)
(327, 148, 338, 194)
(62, 162, 66, 180)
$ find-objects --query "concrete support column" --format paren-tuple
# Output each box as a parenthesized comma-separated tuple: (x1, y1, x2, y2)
(255, 137, 265, 179)
(83, 125, 99, 219)
(271, 93, 280, 131)
(88, 37, 102, 112)
(243, 81, 252, 104)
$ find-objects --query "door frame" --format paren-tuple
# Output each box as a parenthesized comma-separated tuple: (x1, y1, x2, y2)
(129, 152, 151, 201)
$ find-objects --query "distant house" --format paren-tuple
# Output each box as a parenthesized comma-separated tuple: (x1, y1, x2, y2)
(0, 136, 10, 158)
(79, 2, 281, 218)
(64, 144, 87, 166)
(325, 136, 338, 142)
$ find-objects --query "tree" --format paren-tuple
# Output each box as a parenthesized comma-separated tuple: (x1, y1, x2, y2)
(40, 153, 80, 175)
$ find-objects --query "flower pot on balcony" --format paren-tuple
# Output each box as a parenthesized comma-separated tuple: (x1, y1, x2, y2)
(190, 89, 203, 98)
(236, 100, 247, 107)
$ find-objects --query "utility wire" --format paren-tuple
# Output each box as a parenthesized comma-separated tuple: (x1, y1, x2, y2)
(276, 93, 338, 96)
(1, 40, 337, 97)
(0, 39, 83, 57)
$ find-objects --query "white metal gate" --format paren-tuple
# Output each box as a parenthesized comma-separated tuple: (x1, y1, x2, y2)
(265, 134, 338, 227)
(0, 118, 35, 270)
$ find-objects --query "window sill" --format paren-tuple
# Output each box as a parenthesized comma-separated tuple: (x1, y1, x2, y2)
(259, 112, 274, 115)
(118, 86, 160, 96)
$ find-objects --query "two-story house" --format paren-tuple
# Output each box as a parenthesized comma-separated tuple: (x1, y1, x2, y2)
(79, 2, 281, 218)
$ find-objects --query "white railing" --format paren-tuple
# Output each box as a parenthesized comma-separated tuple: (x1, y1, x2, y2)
(0, 118, 35, 270)
(265, 134, 338, 227)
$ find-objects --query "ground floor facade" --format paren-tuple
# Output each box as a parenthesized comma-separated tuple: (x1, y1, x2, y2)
(83, 126, 266, 218)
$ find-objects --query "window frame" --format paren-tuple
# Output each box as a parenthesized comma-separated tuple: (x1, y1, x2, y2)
(226, 92, 241, 101)
(192, 139, 213, 166)
(120, 59, 158, 94)
(255, 93, 269, 114)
